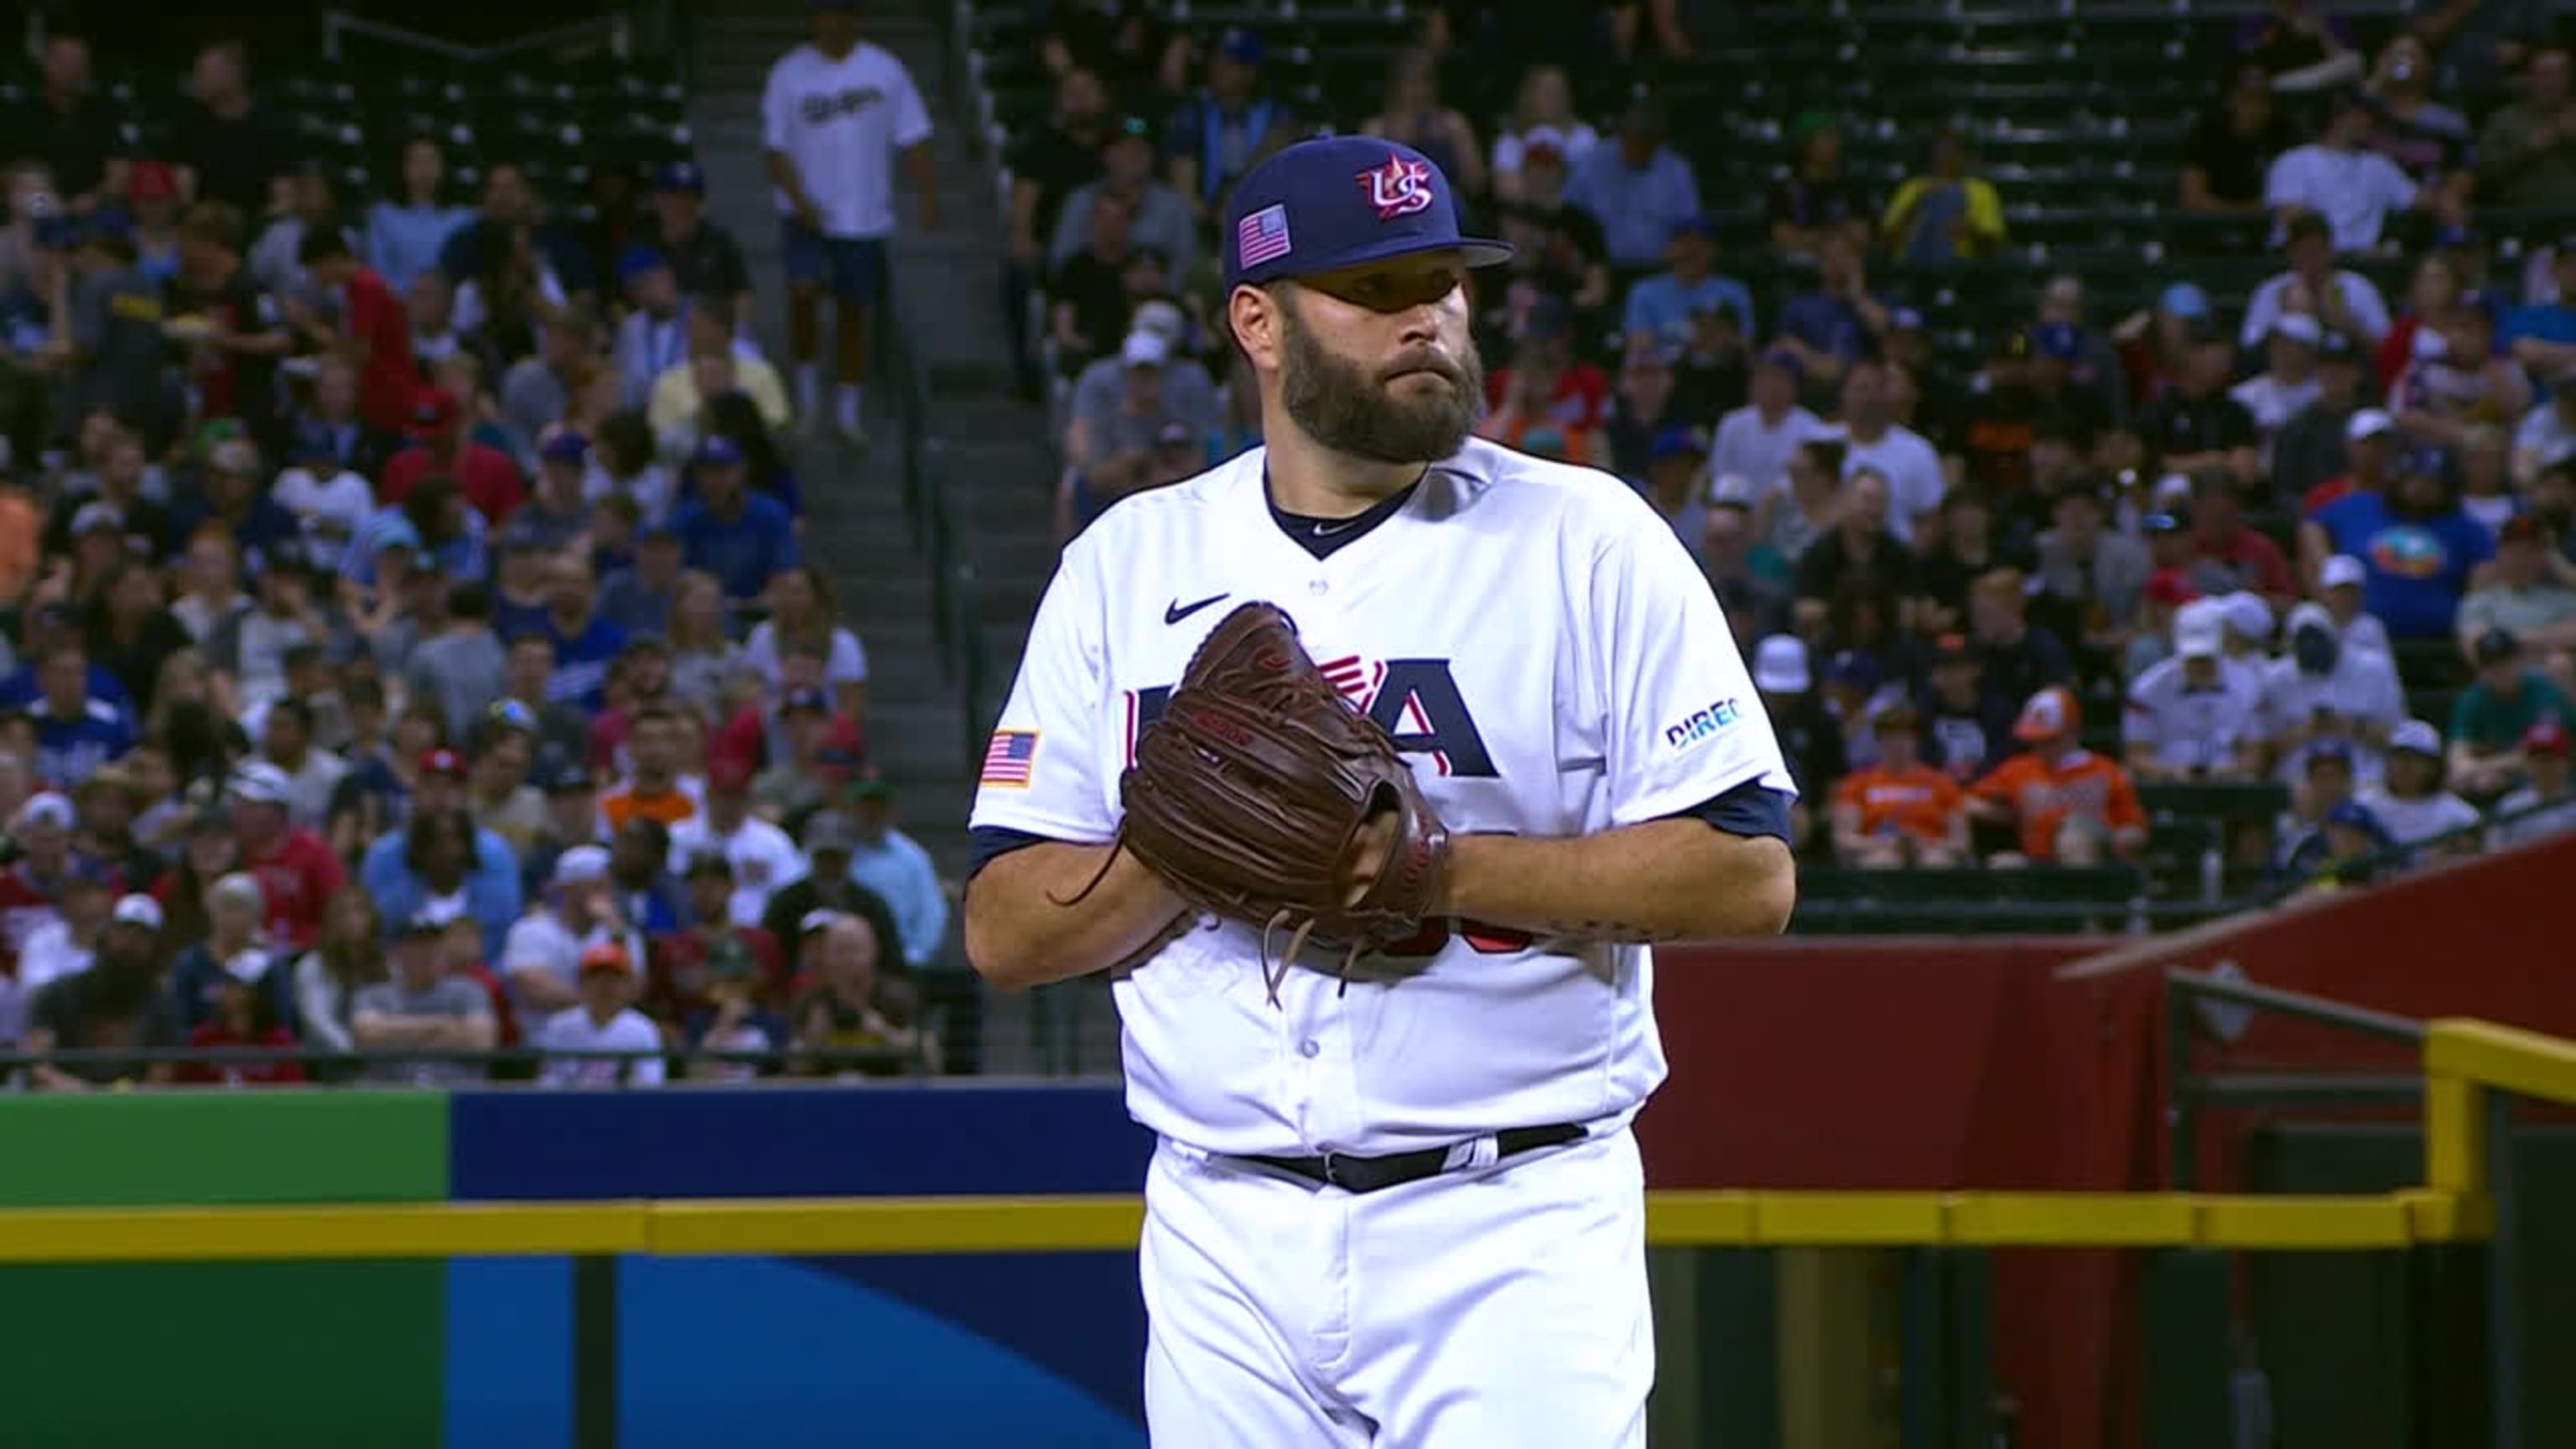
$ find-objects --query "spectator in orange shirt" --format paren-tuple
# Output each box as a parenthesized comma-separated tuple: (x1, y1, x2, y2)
(598, 706, 700, 835)
(1831, 706, 1968, 866)
(0, 468, 38, 605)
(1968, 685, 2150, 865)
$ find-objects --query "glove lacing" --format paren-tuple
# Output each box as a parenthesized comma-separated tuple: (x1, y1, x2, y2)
(1259, 911, 1359, 1009)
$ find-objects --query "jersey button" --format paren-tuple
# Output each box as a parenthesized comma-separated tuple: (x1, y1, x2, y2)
(1298, 1039, 1322, 1059)
(1307, 579, 1328, 595)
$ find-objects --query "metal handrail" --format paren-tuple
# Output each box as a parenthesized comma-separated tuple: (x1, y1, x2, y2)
(319, 9, 631, 65)
(2163, 967, 2426, 1192)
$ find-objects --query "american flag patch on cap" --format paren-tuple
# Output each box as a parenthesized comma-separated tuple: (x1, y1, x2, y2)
(981, 730, 1039, 787)
(1236, 204, 1292, 269)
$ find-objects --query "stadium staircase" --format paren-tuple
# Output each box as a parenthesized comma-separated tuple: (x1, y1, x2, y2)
(685, 0, 1052, 874)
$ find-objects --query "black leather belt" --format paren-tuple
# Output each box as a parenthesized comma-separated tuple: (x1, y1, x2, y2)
(1235, 1123, 1587, 1195)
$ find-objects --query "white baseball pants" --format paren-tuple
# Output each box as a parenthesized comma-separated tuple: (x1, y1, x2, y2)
(1140, 1126, 1652, 1448)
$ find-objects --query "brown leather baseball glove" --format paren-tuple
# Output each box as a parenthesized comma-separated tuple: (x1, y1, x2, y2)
(1119, 601, 1451, 1003)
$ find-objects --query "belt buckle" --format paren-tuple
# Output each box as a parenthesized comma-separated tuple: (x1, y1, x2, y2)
(1317, 1150, 1345, 1187)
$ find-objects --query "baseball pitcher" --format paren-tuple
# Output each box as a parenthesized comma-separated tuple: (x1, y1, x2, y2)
(966, 136, 1798, 1447)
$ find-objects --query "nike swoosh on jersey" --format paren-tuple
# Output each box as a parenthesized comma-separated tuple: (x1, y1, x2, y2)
(1165, 593, 1229, 625)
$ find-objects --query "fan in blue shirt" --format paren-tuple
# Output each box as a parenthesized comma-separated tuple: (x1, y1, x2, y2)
(25, 645, 134, 788)
(0, 603, 131, 721)
(533, 553, 627, 710)
(1620, 214, 1754, 351)
(674, 436, 799, 603)
(2312, 456, 2493, 639)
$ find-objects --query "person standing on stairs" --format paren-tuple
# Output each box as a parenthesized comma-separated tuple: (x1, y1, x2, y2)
(762, 0, 943, 447)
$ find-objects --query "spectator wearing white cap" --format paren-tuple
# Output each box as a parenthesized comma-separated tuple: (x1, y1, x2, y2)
(227, 761, 344, 950)
(2240, 211, 2395, 351)
(18, 889, 183, 1089)
(1065, 301, 1217, 444)
(500, 844, 642, 1031)
(2216, 590, 2277, 662)
(2315, 553, 2395, 657)
(2231, 314, 2325, 456)
(1062, 329, 1209, 508)
(0, 791, 91, 969)
(2124, 602, 2267, 782)
(1753, 634, 1842, 850)
(166, 871, 288, 1035)
(2262, 601, 2405, 785)
(2359, 719, 2482, 855)
(2297, 408, 2401, 527)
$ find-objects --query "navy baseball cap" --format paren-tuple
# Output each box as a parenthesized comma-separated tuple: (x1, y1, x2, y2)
(695, 434, 745, 468)
(1216, 27, 1265, 65)
(1648, 424, 1709, 462)
(1222, 138, 1512, 291)
(655, 160, 706, 194)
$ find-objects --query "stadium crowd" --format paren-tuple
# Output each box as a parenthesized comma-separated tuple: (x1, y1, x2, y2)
(0, 22, 954, 1090)
(1010, 0, 2576, 905)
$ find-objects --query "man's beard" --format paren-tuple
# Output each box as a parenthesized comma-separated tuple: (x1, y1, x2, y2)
(1277, 299, 1483, 465)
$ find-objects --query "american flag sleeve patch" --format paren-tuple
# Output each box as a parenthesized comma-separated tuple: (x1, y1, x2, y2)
(980, 730, 1039, 787)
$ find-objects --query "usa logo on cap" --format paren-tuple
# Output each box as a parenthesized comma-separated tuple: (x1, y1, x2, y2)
(1360, 152, 1436, 221)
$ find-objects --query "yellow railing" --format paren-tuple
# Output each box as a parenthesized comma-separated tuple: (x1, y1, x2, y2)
(0, 1187, 2483, 1263)
(0, 1016, 2558, 1263)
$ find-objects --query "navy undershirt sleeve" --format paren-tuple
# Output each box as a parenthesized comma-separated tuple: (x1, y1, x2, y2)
(1666, 779, 1795, 844)
(967, 825, 1056, 879)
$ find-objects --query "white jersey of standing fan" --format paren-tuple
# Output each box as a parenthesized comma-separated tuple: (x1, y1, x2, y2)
(969, 436, 1794, 1158)
(760, 41, 933, 239)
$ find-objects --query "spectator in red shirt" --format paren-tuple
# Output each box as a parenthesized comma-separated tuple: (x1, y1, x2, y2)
(292, 226, 416, 436)
(646, 850, 789, 1038)
(1480, 295, 1609, 434)
(2185, 468, 2297, 605)
(378, 386, 526, 524)
(177, 951, 306, 1087)
(587, 636, 684, 776)
(226, 761, 345, 949)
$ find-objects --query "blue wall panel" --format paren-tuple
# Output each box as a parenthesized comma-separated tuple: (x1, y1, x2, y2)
(619, 1257, 1145, 1447)
(449, 1085, 1152, 1200)
(445, 1259, 574, 1449)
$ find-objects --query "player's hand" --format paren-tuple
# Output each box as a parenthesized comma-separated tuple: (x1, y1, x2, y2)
(1344, 809, 1400, 909)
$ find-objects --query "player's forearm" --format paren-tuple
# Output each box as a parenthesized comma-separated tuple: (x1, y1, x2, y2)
(963, 843, 1191, 990)
(1437, 819, 1795, 943)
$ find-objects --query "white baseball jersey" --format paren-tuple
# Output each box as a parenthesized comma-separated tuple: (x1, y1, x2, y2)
(2122, 656, 2268, 774)
(970, 438, 1793, 1157)
(760, 42, 934, 238)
